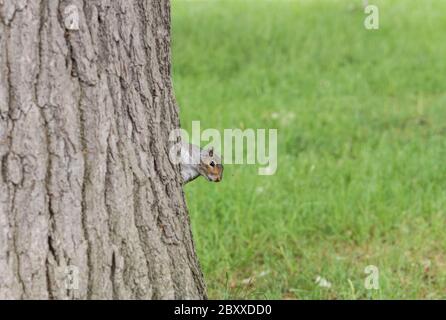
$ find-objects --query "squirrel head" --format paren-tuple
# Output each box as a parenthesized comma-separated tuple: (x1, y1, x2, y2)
(198, 147, 223, 182)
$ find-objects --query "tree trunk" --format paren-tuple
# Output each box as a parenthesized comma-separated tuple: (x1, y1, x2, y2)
(0, 0, 206, 299)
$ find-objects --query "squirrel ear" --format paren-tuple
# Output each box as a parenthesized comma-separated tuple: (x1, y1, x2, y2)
(208, 147, 214, 157)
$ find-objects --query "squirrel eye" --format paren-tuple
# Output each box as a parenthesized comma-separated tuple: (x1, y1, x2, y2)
(209, 161, 215, 167)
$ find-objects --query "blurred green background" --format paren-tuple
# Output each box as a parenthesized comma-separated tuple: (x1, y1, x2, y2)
(171, 0, 446, 299)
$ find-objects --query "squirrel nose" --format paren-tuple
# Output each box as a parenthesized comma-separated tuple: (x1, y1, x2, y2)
(215, 177, 221, 182)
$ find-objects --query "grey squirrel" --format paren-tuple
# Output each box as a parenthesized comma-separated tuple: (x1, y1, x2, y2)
(179, 142, 223, 184)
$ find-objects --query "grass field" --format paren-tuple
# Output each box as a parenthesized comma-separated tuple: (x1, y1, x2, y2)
(171, 0, 446, 299)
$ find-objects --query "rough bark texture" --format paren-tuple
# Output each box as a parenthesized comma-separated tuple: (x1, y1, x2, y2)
(0, 0, 206, 299)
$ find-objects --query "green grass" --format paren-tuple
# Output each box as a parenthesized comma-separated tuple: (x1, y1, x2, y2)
(172, 0, 446, 299)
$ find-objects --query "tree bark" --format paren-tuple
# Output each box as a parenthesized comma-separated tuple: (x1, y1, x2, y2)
(0, 0, 206, 299)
